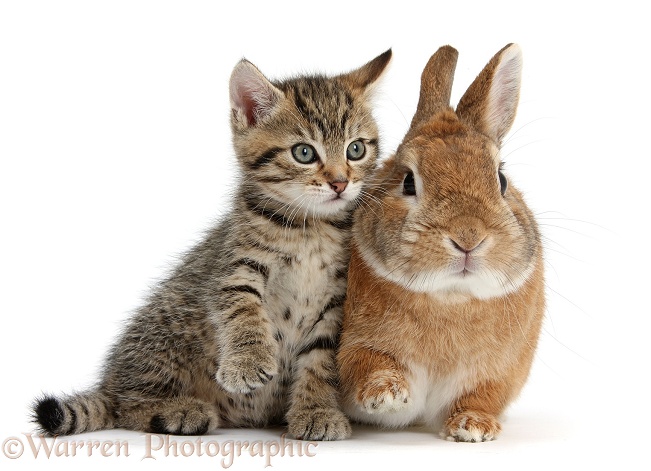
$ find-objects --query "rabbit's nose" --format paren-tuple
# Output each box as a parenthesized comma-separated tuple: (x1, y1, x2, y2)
(448, 216, 487, 252)
(450, 237, 486, 254)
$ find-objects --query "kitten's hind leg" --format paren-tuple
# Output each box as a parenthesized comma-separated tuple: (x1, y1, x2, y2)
(117, 396, 219, 436)
(286, 345, 352, 441)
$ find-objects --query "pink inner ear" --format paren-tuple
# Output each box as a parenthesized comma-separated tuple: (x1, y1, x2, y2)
(231, 64, 267, 127)
(230, 62, 282, 128)
(241, 93, 258, 126)
(231, 80, 260, 127)
(485, 46, 522, 142)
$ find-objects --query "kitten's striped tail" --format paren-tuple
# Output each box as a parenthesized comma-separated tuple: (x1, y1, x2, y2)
(33, 391, 115, 436)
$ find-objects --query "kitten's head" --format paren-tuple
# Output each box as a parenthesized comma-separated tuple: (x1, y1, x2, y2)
(229, 50, 391, 219)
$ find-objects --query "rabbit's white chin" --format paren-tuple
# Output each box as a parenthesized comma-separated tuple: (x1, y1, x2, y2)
(422, 271, 528, 302)
(360, 247, 535, 302)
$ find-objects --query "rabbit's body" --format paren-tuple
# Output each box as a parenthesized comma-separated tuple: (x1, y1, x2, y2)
(337, 44, 545, 442)
(342, 244, 544, 433)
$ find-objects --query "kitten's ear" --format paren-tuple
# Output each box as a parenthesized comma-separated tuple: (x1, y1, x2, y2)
(230, 59, 284, 128)
(456, 43, 522, 145)
(339, 49, 392, 91)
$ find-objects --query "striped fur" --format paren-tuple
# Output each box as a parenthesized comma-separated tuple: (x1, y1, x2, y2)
(33, 50, 391, 440)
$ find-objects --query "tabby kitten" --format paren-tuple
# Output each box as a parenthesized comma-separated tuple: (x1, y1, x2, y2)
(33, 50, 392, 440)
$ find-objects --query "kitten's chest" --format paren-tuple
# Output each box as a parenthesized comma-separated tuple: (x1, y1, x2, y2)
(265, 230, 348, 330)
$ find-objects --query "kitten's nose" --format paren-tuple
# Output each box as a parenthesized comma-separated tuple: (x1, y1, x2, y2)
(329, 180, 348, 194)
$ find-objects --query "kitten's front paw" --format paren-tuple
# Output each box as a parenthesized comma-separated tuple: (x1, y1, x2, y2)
(216, 349, 278, 394)
(287, 407, 352, 441)
(442, 410, 501, 442)
(358, 369, 410, 414)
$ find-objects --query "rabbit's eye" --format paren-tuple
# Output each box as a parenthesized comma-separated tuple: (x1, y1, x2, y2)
(403, 171, 416, 196)
(498, 169, 508, 196)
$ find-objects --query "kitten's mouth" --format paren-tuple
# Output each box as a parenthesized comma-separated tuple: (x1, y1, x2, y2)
(307, 194, 351, 216)
(325, 194, 346, 203)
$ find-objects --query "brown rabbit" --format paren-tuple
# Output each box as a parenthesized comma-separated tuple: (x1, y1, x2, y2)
(336, 44, 545, 442)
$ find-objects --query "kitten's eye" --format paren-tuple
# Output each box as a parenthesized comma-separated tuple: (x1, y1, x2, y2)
(346, 140, 366, 161)
(292, 144, 317, 164)
(498, 169, 507, 196)
(403, 171, 416, 196)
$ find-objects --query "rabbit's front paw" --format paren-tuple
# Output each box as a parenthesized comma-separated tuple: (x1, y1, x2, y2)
(442, 410, 501, 442)
(358, 369, 410, 414)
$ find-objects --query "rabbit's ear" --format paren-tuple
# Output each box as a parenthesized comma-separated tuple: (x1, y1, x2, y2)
(409, 45, 459, 131)
(456, 44, 522, 145)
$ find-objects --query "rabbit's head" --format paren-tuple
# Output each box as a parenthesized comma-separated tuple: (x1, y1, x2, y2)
(355, 44, 541, 302)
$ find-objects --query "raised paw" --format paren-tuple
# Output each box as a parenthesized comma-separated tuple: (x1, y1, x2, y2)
(358, 369, 410, 414)
(442, 410, 501, 442)
(216, 349, 278, 394)
(148, 403, 219, 436)
(287, 407, 352, 441)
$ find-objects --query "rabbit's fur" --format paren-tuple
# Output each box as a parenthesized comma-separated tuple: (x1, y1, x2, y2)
(337, 44, 545, 442)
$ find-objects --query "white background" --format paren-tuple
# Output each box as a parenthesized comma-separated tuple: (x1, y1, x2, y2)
(1, 1, 648, 470)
